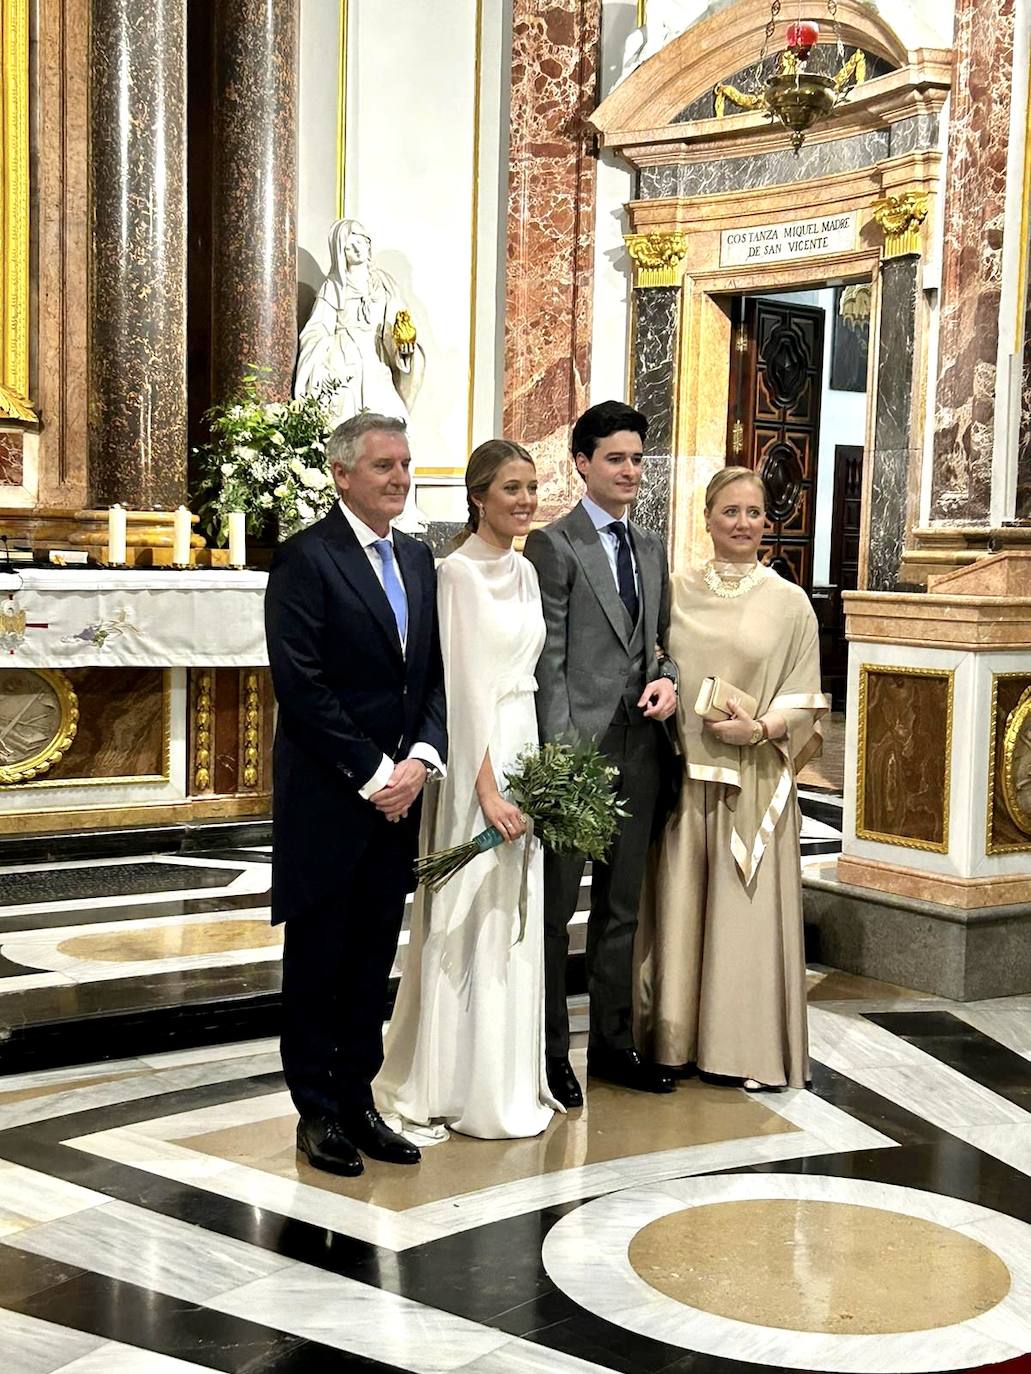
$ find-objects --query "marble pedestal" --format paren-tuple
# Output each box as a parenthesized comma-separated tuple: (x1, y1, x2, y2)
(827, 552, 1031, 996)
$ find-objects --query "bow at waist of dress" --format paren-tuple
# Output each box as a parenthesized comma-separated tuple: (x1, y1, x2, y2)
(498, 675, 538, 699)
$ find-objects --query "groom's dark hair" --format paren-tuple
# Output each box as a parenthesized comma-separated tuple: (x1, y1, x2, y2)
(571, 401, 648, 466)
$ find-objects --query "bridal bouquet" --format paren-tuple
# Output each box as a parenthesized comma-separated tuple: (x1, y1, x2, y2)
(415, 741, 627, 896)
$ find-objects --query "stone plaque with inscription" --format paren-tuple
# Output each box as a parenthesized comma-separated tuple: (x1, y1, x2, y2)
(720, 213, 857, 268)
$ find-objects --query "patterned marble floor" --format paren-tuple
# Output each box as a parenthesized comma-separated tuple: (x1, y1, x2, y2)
(1, 969, 1031, 1373)
(0, 793, 846, 1071)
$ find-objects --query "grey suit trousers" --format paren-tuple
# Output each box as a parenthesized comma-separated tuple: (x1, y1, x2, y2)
(544, 705, 663, 1058)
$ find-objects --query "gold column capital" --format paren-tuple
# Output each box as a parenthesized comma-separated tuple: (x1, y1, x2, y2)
(871, 192, 929, 259)
(625, 231, 688, 287)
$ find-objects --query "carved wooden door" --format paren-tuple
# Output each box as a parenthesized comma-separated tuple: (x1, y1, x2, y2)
(727, 297, 825, 591)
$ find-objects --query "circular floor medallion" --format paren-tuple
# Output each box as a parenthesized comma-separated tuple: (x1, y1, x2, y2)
(542, 1173, 1031, 1372)
(628, 1198, 1010, 1335)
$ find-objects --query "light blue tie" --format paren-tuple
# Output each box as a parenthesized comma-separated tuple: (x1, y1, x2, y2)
(373, 539, 408, 646)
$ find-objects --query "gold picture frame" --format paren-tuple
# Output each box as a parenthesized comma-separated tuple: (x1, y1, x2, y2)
(0, 667, 79, 783)
(986, 673, 1031, 853)
(0, 0, 35, 421)
(855, 664, 953, 853)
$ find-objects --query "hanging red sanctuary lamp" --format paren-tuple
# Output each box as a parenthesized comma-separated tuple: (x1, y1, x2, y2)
(757, 0, 860, 153)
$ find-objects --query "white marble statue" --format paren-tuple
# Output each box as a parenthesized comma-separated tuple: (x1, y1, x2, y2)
(619, 0, 700, 82)
(295, 218, 428, 529)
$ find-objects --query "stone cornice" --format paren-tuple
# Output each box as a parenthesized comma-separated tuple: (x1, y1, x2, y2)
(594, 57, 951, 170)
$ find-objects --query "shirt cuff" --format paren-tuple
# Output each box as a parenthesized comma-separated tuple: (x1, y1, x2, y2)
(408, 742, 447, 779)
(358, 753, 395, 800)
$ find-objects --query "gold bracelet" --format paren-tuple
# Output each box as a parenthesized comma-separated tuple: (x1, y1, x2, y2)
(749, 721, 764, 746)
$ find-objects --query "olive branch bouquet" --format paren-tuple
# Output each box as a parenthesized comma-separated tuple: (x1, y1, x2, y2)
(414, 741, 629, 926)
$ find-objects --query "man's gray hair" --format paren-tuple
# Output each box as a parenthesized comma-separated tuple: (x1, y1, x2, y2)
(326, 413, 408, 472)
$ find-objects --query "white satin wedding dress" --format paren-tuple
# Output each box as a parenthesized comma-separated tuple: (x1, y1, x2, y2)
(374, 533, 560, 1139)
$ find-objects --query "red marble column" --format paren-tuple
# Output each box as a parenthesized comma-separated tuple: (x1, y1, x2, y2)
(930, 0, 1016, 523)
(503, 0, 601, 519)
(210, 0, 298, 404)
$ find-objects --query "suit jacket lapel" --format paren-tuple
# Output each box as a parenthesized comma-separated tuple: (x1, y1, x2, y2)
(566, 503, 630, 648)
(320, 505, 404, 665)
(631, 520, 660, 644)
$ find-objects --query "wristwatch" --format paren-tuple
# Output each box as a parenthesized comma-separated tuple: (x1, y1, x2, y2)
(749, 721, 765, 746)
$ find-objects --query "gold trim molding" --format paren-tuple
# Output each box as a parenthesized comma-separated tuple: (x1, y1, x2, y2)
(241, 670, 261, 789)
(0, 668, 78, 784)
(872, 191, 928, 259)
(626, 231, 688, 287)
(855, 664, 953, 854)
(1000, 685, 1031, 840)
(0, 0, 34, 421)
(193, 669, 213, 792)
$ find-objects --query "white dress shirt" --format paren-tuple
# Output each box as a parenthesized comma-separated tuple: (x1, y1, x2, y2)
(579, 493, 640, 596)
(338, 499, 446, 798)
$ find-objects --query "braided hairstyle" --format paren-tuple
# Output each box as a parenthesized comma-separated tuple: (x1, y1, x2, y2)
(457, 439, 535, 544)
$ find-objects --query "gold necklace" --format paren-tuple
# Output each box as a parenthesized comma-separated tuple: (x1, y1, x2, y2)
(703, 560, 765, 599)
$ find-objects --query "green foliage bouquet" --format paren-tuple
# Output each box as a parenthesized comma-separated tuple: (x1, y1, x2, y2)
(415, 741, 628, 926)
(195, 371, 341, 542)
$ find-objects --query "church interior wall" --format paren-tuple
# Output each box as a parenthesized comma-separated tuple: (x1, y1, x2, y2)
(296, 0, 511, 523)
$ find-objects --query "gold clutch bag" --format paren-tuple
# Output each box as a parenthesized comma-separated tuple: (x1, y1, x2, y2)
(693, 675, 758, 723)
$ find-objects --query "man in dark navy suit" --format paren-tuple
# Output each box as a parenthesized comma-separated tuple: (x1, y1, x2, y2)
(265, 413, 446, 1176)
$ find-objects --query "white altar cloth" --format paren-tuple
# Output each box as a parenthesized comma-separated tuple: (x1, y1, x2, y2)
(0, 569, 269, 668)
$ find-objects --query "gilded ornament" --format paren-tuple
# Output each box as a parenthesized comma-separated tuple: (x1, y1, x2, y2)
(872, 192, 929, 259)
(1001, 687, 1031, 838)
(392, 309, 417, 358)
(0, 0, 35, 421)
(0, 668, 78, 785)
(193, 670, 213, 792)
(241, 671, 261, 789)
(625, 232, 689, 287)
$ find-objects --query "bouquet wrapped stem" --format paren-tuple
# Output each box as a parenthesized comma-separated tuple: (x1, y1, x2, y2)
(414, 741, 628, 905)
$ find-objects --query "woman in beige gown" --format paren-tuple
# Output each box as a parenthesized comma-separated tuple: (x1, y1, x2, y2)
(636, 467, 827, 1089)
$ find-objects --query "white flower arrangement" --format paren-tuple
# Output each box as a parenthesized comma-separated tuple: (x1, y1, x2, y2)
(195, 372, 341, 541)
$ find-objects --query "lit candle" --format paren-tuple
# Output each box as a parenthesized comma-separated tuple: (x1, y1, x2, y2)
(172, 506, 192, 566)
(108, 504, 127, 565)
(228, 511, 246, 567)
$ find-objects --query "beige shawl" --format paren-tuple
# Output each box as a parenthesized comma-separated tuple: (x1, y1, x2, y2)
(670, 564, 828, 884)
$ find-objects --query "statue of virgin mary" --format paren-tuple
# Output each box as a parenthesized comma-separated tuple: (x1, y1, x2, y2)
(295, 219, 428, 528)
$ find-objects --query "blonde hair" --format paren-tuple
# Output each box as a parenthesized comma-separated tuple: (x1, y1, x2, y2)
(457, 439, 535, 544)
(705, 465, 767, 512)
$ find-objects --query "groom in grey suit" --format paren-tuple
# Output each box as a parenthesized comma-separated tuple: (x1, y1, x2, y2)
(524, 400, 678, 1107)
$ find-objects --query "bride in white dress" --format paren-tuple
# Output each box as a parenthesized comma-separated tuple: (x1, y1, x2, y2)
(375, 440, 561, 1139)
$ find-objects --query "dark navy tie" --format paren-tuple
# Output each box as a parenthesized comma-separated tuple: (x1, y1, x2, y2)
(373, 539, 408, 646)
(608, 521, 639, 624)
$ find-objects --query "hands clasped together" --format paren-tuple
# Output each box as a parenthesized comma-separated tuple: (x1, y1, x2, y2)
(704, 698, 786, 747)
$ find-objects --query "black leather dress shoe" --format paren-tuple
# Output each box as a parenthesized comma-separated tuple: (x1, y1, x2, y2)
(296, 1115, 363, 1176)
(546, 1056, 584, 1109)
(587, 1046, 675, 1094)
(340, 1107, 421, 1165)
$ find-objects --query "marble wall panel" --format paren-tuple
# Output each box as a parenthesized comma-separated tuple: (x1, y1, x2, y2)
(35, 0, 89, 507)
(212, 668, 241, 797)
(633, 453, 671, 542)
(42, 669, 167, 783)
(858, 668, 951, 848)
(889, 114, 940, 159)
(0, 433, 23, 487)
(930, 0, 1016, 523)
(632, 288, 678, 454)
(867, 258, 918, 592)
(88, 0, 187, 510)
(504, 0, 601, 520)
(637, 130, 890, 200)
(211, 0, 298, 404)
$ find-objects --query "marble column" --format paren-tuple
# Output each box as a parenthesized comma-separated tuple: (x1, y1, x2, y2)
(628, 281, 679, 541)
(210, 0, 298, 404)
(929, 0, 1016, 523)
(88, 0, 187, 510)
(866, 256, 919, 590)
(503, 0, 600, 519)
